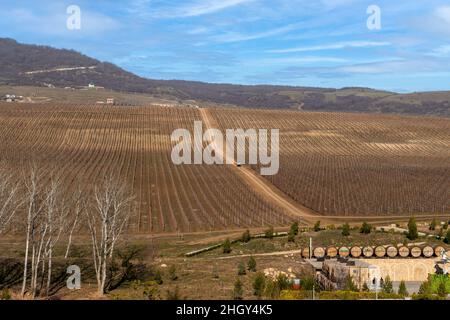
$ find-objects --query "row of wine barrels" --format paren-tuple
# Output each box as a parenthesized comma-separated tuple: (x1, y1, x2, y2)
(302, 245, 446, 259)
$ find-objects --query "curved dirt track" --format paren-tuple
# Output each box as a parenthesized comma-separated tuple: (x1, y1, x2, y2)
(199, 108, 449, 226)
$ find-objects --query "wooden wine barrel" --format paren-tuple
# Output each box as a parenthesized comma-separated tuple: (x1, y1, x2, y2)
(350, 246, 362, 258)
(338, 246, 350, 257)
(434, 246, 445, 257)
(411, 246, 422, 258)
(313, 247, 325, 258)
(422, 246, 434, 258)
(362, 246, 374, 258)
(326, 246, 338, 258)
(302, 247, 311, 259)
(375, 246, 386, 258)
(386, 246, 398, 258)
(398, 246, 410, 258)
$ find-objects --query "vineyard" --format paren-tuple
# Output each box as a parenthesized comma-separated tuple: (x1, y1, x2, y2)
(0, 103, 291, 233)
(0, 103, 448, 235)
(211, 108, 450, 217)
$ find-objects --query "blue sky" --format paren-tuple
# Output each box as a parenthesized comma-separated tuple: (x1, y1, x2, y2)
(1, 0, 450, 92)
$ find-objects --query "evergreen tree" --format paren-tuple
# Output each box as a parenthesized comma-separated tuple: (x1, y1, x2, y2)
(382, 275, 393, 294)
(290, 222, 299, 236)
(445, 229, 450, 244)
(223, 238, 232, 254)
(362, 282, 369, 292)
(233, 278, 243, 300)
(360, 221, 372, 234)
(287, 229, 296, 242)
(429, 219, 437, 231)
(247, 256, 257, 272)
(407, 217, 418, 240)
(344, 275, 358, 292)
(237, 261, 246, 275)
(313, 221, 321, 232)
(242, 229, 251, 243)
(342, 223, 350, 236)
(398, 280, 408, 297)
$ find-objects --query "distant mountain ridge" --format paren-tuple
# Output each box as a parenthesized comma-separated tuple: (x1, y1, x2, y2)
(1, 38, 449, 117)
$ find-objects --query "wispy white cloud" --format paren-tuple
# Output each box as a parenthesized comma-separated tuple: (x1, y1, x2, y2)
(268, 41, 391, 53)
(213, 22, 303, 43)
(434, 5, 450, 23)
(179, 0, 255, 17)
(429, 45, 450, 57)
(145, 0, 256, 18)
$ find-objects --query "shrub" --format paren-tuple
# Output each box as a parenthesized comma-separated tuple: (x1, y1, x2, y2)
(276, 273, 291, 291)
(166, 286, 181, 300)
(398, 280, 408, 297)
(360, 222, 372, 234)
(300, 275, 317, 291)
(247, 256, 257, 272)
(169, 265, 178, 281)
(265, 226, 274, 239)
(142, 281, 159, 300)
(313, 221, 321, 232)
(264, 279, 278, 299)
(237, 261, 246, 276)
(437, 282, 447, 297)
(253, 273, 266, 298)
(0, 289, 11, 300)
(407, 217, 418, 240)
(223, 238, 232, 254)
(154, 269, 163, 285)
(342, 223, 350, 236)
(241, 230, 251, 243)
(233, 278, 243, 300)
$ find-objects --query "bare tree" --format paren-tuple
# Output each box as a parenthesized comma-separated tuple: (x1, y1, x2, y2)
(21, 167, 44, 298)
(42, 178, 70, 296)
(0, 169, 21, 235)
(86, 175, 134, 295)
(64, 185, 86, 259)
(21, 168, 69, 298)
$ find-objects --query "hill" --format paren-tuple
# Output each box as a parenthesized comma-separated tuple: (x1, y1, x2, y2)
(1, 38, 450, 116)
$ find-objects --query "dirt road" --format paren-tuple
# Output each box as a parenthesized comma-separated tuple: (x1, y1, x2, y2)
(200, 107, 324, 224)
